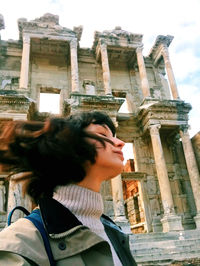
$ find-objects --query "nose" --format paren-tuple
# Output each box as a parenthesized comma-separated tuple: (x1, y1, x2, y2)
(113, 137, 125, 149)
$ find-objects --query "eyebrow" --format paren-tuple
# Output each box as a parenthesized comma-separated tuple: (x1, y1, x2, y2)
(96, 125, 112, 134)
(85, 125, 114, 145)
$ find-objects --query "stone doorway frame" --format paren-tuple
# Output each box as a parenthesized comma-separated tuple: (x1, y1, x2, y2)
(121, 172, 152, 233)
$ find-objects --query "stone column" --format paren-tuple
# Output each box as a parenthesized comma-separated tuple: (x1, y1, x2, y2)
(111, 174, 131, 233)
(0, 180, 6, 229)
(70, 39, 79, 93)
(149, 124, 183, 232)
(171, 136, 195, 229)
(161, 45, 180, 100)
(100, 41, 112, 95)
(19, 35, 30, 89)
(7, 179, 32, 223)
(179, 126, 200, 228)
(136, 47, 150, 98)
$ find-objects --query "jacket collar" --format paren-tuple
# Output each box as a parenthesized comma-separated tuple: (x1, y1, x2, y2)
(39, 197, 82, 234)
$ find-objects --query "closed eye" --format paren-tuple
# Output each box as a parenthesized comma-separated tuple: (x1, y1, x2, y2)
(100, 133, 107, 137)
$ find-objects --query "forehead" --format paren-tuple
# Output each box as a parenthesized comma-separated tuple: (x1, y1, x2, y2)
(85, 123, 113, 134)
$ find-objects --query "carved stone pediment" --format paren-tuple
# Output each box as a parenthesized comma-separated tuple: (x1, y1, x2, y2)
(148, 35, 174, 61)
(33, 13, 59, 25)
(93, 27, 143, 49)
(18, 13, 83, 41)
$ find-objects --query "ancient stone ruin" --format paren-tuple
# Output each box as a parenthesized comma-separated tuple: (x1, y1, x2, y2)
(0, 13, 200, 265)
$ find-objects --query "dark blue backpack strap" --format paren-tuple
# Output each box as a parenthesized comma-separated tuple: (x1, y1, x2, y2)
(7, 206, 30, 226)
(25, 209, 56, 266)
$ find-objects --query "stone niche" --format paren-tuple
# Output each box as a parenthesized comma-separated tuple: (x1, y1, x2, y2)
(82, 80, 96, 95)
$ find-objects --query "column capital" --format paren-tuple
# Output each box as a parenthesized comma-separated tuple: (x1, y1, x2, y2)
(149, 124, 161, 135)
(99, 38, 106, 46)
(161, 44, 169, 59)
(70, 38, 78, 49)
(23, 35, 30, 45)
(179, 125, 190, 134)
(136, 46, 144, 54)
(100, 41, 107, 50)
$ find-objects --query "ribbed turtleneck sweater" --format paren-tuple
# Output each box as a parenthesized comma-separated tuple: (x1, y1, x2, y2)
(53, 184, 122, 266)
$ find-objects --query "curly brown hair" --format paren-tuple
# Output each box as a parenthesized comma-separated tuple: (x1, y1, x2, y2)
(0, 111, 116, 203)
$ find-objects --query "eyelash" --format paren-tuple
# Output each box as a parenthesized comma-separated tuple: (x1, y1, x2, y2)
(100, 133, 107, 137)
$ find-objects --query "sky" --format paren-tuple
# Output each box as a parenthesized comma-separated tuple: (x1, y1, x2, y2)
(1, 0, 200, 140)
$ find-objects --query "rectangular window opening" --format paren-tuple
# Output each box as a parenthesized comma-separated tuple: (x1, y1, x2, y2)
(39, 92, 60, 114)
(122, 143, 134, 170)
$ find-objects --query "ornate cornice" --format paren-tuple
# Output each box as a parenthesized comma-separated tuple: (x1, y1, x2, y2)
(93, 27, 143, 50)
(148, 35, 174, 64)
(121, 172, 146, 181)
(0, 94, 32, 105)
(137, 99, 192, 133)
(63, 94, 124, 116)
(18, 13, 82, 41)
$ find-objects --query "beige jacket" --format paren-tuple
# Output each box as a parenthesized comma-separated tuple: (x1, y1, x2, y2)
(0, 217, 114, 266)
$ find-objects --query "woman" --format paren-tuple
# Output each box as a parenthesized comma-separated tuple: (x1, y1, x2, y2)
(0, 111, 137, 266)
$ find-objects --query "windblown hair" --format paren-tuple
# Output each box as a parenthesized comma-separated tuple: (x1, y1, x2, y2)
(0, 111, 116, 203)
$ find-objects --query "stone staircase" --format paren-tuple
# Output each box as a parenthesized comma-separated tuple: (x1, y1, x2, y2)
(130, 229, 200, 265)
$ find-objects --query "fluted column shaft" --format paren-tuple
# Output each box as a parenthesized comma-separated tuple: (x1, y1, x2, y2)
(70, 39, 79, 93)
(136, 47, 150, 98)
(19, 35, 30, 89)
(161, 45, 179, 99)
(180, 127, 200, 213)
(149, 124, 175, 215)
(100, 42, 111, 95)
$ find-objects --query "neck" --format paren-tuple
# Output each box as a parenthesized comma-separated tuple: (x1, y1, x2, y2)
(77, 176, 102, 192)
(78, 165, 110, 192)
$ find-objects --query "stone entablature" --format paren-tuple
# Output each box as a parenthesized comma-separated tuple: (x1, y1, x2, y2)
(149, 35, 173, 64)
(93, 27, 143, 49)
(18, 13, 83, 41)
(0, 93, 36, 120)
(138, 98, 192, 132)
(64, 94, 124, 124)
(148, 35, 179, 99)
(116, 113, 140, 142)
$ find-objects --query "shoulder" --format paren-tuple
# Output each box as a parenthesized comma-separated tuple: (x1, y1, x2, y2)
(0, 217, 42, 244)
(0, 218, 48, 265)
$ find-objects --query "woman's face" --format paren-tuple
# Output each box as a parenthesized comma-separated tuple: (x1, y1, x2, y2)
(85, 123, 125, 179)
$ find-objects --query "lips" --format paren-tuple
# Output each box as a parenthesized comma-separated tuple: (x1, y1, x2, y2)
(114, 151, 124, 161)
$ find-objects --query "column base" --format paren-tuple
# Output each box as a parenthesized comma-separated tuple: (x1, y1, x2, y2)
(182, 213, 196, 230)
(161, 214, 183, 232)
(152, 215, 162, 233)
(194, 213, 200, 229)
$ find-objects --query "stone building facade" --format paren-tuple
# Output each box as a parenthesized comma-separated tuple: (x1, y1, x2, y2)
(0, 13, 200, 242)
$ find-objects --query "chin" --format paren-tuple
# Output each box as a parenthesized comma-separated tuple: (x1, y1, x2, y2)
(109, 166, 124, 179)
